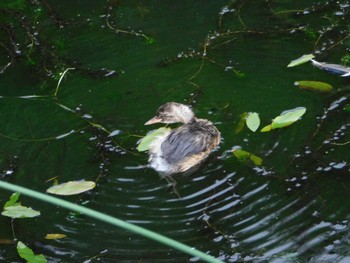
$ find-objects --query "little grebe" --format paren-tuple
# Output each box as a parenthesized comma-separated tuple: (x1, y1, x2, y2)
(145, 102, 221, 175)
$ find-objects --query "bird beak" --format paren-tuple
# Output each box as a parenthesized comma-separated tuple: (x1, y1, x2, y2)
(145, 116, 162, 125)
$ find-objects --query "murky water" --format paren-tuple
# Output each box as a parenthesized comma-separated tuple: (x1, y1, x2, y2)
(0, 1, 350, 262)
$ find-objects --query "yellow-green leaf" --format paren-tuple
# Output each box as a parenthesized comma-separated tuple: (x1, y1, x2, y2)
(137, 127, 171, 152)
(2, 205, 40, 219)
(260, 124, 272, 132)
(287, 54, 315, 67)
(234, 112, 248, 134)
(45, 233, 66, 240)
(46, 181, 96, 196)
(4, 192, 21, 208)
(295, 80, 333, 93)
(246, 112, 260, 132)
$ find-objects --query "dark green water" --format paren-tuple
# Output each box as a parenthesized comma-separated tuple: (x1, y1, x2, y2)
(0, 0, 350, 262)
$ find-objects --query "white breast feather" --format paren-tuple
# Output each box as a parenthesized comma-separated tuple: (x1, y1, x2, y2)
(148, 130, 172, 173)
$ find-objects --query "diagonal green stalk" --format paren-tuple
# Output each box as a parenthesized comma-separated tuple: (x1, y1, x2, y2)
(0, 181, 223, 263)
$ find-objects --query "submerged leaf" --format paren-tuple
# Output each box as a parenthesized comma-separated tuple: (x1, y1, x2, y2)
(146, 37, 156, 45)
(246, 112, 260, 132)
(17, 241, 47, 263)
(47, 181, 96, 196)
(233, 148, 263, 166)
(287, 54, 315, 67)
(2, 205, 40, 219)
(295, 80, 333, 93)
(234, 112, 248, 134)
(2, 0, 27, 10)
(137, 127, 171, 152)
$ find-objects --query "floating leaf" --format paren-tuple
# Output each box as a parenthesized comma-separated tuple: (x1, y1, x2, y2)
(233, 148, 263, 166)
(344, 105, 350, 112)
(260, 124, 272, 132)
(287, 54, 315, 67)
(234, 112, 248, 134)
(17, 241, 47, 263)
(261, 107, 306, 132)
(295, 80, 333, 93)
(45, 233, 66, 240)
(2, 205, 40, 219)
(271, 107, 306, 129)
(246, 112, 260, 132)
(137, 127, 171, 152)
(4, 192, 21, 208)
(46, 181, 96, 196)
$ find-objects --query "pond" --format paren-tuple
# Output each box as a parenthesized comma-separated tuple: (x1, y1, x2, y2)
(0, 0, 350, 262)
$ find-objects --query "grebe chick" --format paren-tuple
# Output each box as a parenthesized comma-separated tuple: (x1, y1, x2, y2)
(145, 102, 221, 175)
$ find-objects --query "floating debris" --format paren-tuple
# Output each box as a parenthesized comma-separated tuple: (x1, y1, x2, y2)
(311, 59, 350, 77)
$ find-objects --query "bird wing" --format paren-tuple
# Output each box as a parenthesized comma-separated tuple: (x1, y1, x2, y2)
(160, 123, 213, 165)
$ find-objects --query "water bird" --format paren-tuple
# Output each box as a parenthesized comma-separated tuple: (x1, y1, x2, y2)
(144, 102, 221, 176)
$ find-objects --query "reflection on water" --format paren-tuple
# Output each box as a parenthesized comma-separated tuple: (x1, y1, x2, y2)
(0, 0, 350, 262)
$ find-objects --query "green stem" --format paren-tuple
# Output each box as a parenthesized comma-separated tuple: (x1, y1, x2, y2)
(54, 68, 75, 99)
(0, 181, 222, 263)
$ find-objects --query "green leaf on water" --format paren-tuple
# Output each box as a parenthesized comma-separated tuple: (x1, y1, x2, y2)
(46, 181, 96, 196)
(261, 107, 306, 132)
(246, 112, 260, 132)
(2, 193, 40, 219)
(17, 241, 47, 263)
(260, 124, 272, 132)
(2, 205, 40, 219)
(271, 107, 306, 129)
(137, 127, 171, 152)
(233, 148, 263, 166)
(287, 54, 315, 67)
(295, 80, 333, 93)
(4, 192, 21, 208)
(344, 105, 350, 112)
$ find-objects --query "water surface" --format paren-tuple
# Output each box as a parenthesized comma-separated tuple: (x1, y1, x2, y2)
(0, 1, 350, 262)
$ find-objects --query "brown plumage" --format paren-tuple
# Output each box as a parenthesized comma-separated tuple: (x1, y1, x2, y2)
(145, 102, 221, 175)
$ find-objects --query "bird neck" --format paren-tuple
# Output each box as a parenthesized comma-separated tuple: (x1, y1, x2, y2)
(175, 105, 195, 124)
